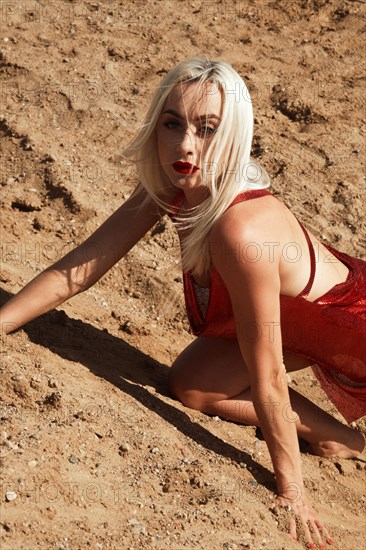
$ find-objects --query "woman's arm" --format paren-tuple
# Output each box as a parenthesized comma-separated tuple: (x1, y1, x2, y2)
(0, 186, 162, 334)
(210, 203, 329, 545)
(211, 213, 303, 493)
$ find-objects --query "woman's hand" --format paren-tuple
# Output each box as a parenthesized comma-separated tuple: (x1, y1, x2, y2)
(271, 492, 334, 548)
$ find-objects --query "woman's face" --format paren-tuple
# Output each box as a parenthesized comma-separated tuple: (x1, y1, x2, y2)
(156, 81, 222, 205)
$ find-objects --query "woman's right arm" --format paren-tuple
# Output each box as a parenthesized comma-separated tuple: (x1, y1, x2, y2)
(0, 186, 162, 334)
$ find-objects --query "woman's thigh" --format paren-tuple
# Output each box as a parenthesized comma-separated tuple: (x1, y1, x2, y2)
(168, 337, 249, 405)
(168, 337, 313, 407)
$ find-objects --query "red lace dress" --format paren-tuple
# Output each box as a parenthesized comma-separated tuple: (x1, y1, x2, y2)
(171, 189, 366, 423)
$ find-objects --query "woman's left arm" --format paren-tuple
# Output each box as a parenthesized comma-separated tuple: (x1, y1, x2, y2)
(210, 206, 331, 545)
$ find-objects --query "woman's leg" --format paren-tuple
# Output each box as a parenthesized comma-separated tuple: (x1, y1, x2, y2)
(168, 337, 365, 458)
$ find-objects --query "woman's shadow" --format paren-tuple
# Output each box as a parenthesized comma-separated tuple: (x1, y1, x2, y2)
(1, 288, 275, 489)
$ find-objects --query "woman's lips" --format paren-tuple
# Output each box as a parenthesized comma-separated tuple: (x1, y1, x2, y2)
(173, 161, 199, 174)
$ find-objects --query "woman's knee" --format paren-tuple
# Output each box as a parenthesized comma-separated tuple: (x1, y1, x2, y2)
(167, 364, 182, 399)
(174, 387, 206, 411)
(168, 361, 205, 410)
(168, 337, 250, 410)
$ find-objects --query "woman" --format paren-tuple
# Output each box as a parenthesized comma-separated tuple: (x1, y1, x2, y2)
(1, 57, 365, 547)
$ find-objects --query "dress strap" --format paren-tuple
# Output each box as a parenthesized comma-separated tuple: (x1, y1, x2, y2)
(296, 220, 316, 299)
(171, 188, 271, 218)
(167, 191, 185, 218)
(228, 188, 272, 208)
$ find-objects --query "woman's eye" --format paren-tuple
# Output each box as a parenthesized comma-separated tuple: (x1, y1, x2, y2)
(163, 120, 216, 136)
(164, 120, 180, 129)
(199, 126, 216, 137)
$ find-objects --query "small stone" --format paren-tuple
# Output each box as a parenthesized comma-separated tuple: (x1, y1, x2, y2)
(28, 460, 38, 468)
(43, 392, 62, 408)
(119, 443, 130, 455)
(151, 447, 159, 454)
(5, 491, 17, 502)
(189, 476, 203, 488)
(134, 524, 146, 534)
(127, 518, 147, 534)
(48, 379, 58, 388)
(68, 454, 79, 464)
(11, 375, 23, 381)
(46, 505, 56, 519)
(42, 154, 57, 163)
(120, 321, 134, 335)
(22, 138, 34, 151)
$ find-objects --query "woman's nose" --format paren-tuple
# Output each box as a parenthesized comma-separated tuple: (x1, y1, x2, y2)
(176, 127, 196, 155)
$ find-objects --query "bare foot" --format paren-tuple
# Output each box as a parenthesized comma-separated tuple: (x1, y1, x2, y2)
(308, 430, 365, 459)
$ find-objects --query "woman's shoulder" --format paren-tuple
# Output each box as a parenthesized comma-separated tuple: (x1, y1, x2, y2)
(211, 191, 285, 246)
(209, 192, 287, 285)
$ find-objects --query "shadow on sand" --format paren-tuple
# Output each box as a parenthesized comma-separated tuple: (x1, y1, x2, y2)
(1, 288, 275, 489)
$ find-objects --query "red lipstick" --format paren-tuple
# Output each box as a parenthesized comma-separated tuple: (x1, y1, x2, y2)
(173, 161, 199, 174)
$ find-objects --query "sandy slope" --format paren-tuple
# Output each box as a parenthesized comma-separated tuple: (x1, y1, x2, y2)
(1, 1, 365, 548)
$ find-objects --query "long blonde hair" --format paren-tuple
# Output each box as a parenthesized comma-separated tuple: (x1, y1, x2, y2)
(122, 57, 270, 278)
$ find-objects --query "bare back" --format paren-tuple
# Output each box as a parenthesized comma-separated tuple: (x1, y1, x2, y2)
(204, 194, 350, 300)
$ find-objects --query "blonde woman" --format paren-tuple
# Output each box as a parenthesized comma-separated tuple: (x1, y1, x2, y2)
(1, 57, 365, 548)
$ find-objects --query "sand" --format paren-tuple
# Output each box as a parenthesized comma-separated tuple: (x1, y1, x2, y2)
(1, 1, 365, 548)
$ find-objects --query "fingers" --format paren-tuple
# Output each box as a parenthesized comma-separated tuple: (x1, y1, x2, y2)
(314, 519, 334, 546)
(306, 518, 323, 548)
(299, 514, 317, 548)
(271, 497, 333, 548)
(289, 516, 297, 541)
(301, 517, 334, 549)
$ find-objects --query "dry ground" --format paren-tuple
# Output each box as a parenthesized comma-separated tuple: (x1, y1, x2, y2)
(1, 1, 366, 548)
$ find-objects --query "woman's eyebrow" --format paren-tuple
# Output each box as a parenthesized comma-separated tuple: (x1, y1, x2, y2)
(162, 109, 221, 121)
